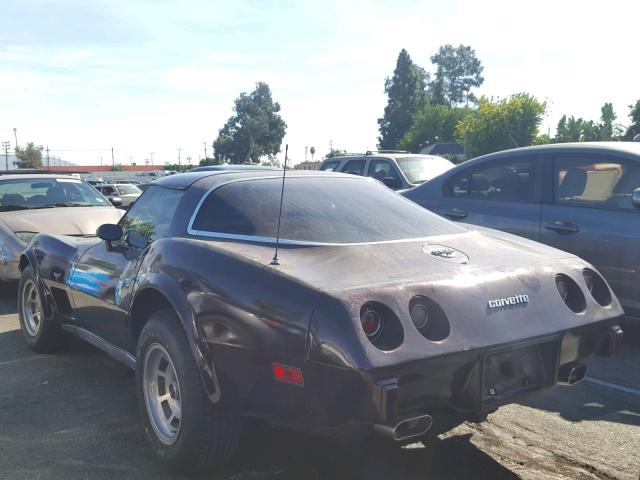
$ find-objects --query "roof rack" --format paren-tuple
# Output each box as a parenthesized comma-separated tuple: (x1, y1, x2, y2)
(364, 150, 409, 155)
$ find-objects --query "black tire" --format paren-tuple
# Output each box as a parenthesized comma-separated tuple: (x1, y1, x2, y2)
(18, 265, 64, 353)
(136, 309, 242, 474)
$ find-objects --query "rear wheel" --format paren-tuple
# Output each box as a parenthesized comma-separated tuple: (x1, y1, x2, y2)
(136, 309, 242, 474)
(18, 265, 64, 352)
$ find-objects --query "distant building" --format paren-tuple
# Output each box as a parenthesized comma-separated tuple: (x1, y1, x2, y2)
(294, 161, 322, 170)
(419, 143, 466, 163)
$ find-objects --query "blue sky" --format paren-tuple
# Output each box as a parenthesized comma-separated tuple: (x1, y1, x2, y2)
(1, 0, 638, 166)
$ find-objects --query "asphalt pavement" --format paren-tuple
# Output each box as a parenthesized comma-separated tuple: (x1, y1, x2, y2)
(0, 283, 638, 480)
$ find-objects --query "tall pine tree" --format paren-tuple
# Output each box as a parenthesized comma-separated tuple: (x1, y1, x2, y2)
(377, 49, 427, 150)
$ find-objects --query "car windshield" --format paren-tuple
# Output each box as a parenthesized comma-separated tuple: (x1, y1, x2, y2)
(192, 176, 466, 244)
(116, 185, 142, 195)
(397, 156, 454, 184)
(0, 178, 110, 211)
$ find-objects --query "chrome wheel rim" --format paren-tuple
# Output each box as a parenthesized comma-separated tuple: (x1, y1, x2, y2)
(143, 343, 182, 445)
(22, 279, 43, 337)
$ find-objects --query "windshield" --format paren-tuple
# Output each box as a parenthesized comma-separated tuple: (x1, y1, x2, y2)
(0, 178, 110, 211)
(116, 185, 142, 195)
(397, 156, 454, 184)
(192, 176, 465, 244)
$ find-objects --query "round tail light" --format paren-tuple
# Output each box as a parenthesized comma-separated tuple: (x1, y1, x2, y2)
(582, 268, 612, 307)
(361, 308, 383, 341)
(555, 274, 586, 313)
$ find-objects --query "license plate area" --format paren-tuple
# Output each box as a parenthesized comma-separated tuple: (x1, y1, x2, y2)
(482, 338, 559, 409)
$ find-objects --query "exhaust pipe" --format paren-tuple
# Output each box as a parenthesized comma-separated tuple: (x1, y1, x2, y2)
(558, 363, 587, 386)
(392, 415, 433, 441)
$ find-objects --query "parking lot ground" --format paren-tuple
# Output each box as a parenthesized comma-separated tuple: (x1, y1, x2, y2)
(1, 283, 639, 480)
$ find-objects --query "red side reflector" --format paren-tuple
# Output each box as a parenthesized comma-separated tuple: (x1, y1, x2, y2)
(273, 363, 304, 385)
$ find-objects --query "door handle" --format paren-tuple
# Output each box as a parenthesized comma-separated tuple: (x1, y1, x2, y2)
(544, 220, 579, 234)
(441, 208, 468, 220)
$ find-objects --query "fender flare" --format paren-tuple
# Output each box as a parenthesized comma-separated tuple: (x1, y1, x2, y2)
(131, 275, 222, 403)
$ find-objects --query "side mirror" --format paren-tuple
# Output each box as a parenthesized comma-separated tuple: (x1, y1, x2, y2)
(125, 230, 149, 250)
(97, 224, 123, 242)
(633, 188, 640, 209)
(109, 196, 123, 207)
(382, 176, 403, 190)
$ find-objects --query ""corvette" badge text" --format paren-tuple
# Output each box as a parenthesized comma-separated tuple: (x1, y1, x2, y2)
(487, 294, 529, 309)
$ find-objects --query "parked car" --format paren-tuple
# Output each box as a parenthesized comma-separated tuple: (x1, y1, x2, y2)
(18, 170, 622, 474)
(96, 183, 142, 208)
(319, 150, 454, 190)
(403, 142, 640, 320)
(84, 177, 105, 187)
(0, 174, 123, 282)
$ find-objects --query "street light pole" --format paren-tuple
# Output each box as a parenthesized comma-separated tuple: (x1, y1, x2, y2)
(1, 141, 10, 171)
(13, 128, 17, 149)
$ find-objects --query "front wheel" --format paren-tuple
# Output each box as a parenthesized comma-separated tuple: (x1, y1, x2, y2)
(136, 309, 242, 474)
(18, 265, 64, 352)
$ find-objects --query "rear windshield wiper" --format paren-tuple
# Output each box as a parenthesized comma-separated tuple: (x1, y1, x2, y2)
(0, 205, 31, 211)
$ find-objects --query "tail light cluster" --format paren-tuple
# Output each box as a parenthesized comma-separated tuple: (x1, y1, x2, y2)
(555, 274, 586, 313)
(582, 268, 612, 307)
(360, 296, 450, 350)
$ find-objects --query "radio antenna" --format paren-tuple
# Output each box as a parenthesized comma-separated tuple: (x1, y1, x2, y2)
(271, 144, 288, 266)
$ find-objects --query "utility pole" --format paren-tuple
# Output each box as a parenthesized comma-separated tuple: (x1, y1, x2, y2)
(100, 156, 103, 166)
(13, 128, 17, 149)
(178, 148, 181, 167)
(329, 139, 333, 152)
(111, 147, 115, 169)
(186, 156, 191, 166)
(203, 142, 208, 159)
(1, 141, 9, 171)
(305, 146, 308, 162)
(45, 146, 50, 167)
(149, 152, 154, 165)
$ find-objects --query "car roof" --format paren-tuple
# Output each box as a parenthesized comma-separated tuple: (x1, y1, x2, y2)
(153, 169, 350, 190)
(468, 141, 640, 165)
(325, 153, 447, 162)
(0, 174, 79, 181)
(188, 164, 281, 172)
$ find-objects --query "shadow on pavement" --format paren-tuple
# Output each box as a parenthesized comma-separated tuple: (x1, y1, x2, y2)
(522, 323, 640, 428)
(0, 327, 520, 480)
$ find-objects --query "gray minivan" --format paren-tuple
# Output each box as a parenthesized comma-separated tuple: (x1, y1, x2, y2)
(403, 142, 640, 320)
(319, 151, 454, 190)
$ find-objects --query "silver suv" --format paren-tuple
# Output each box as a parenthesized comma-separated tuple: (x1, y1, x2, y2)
(319, 150, 454, 190)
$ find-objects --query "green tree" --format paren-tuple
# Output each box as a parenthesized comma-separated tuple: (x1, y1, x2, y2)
(599, 102, 618, 140)
(624, 99, 640, 140)
(325, 148, 347, 158)
(309, 146, 316, 161)
(15, 142, 43, 169)
(398, 104, 471, 152)
(377, 49, 428, 149)
(456, 93, 546, 157)
(213, 82, 287, 164)
(429, 44, 484, 107)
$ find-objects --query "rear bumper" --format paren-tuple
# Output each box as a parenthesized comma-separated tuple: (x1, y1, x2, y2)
(303, 319, 622, 441)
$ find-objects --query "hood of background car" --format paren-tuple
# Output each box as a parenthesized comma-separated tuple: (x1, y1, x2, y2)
(0, 207, 123, 236)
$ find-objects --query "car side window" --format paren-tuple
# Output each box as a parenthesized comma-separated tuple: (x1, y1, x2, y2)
(118, 186, 183, 245)
(555, 154, 640, 211)
(320, 160, 340, 172)
(342, 159, 365, 176)
(102, 186, 115, 196)
(445, 157, 538, 203)
(368, 159, 400, 182)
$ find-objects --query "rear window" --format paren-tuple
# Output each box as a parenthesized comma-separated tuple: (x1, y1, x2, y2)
(191, 177, 465, 244)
